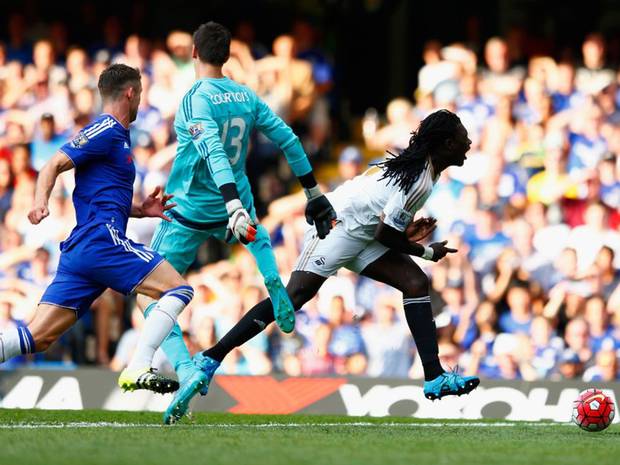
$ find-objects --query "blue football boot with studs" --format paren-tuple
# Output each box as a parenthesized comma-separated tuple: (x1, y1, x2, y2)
(163, 368, 208, 425)
(264, 274, 295, 333)
(423, 371, 480, 400)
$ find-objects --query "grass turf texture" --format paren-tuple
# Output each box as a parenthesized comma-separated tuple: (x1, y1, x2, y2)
(1, 409, 619, 465)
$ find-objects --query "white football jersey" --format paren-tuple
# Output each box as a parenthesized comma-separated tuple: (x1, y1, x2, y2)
(326, 161, 437, 241)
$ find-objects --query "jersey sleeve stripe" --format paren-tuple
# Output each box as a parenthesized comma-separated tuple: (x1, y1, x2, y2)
(83, 122, 102, 136)
(403, 181, 424, 212)
(182, 82, 202, 120)
(187, 83, 202, 116)
(187, 87, 195, 119)
(85, 120, 115, 140)
(182, 93, 190, 120)
(195, 140, 214, 173)
(182, 94, 190, 120)
(83, 118, 108, 135)
(197, 140, 209, 159)
(205, 157, 215, 176)
(404, 182, 427, 212)
(404, 163, 431, 211)
(83, 118, 114, 137)
(181, 84, 197, 119)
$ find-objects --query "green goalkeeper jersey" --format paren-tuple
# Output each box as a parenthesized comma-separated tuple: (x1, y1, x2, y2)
(167, 76, 311, 224)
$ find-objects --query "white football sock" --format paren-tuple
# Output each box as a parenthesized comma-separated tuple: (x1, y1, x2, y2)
(127, 286, 193, 371)
(1, 328, 25, 363)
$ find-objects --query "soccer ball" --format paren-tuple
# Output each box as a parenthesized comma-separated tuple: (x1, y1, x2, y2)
(572, 388, 615, 432)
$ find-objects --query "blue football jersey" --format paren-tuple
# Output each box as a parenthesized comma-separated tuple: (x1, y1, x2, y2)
(59, 114, 135, 247)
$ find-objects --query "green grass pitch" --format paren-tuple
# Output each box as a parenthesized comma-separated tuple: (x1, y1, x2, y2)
(1, 409, 619, 465)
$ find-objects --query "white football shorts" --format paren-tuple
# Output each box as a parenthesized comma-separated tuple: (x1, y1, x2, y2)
(293, 221, 389, 277)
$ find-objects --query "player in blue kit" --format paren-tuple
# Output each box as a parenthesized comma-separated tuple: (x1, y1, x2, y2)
(0, 64, 193, 394)
(135, 22, 336, 422)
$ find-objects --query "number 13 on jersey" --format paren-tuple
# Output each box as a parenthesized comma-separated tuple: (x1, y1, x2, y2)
(221, 117, 246, 166)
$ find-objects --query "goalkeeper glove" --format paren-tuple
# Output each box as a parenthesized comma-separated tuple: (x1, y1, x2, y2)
(224, 199, 257, 244)
(304, 185, 337, 239)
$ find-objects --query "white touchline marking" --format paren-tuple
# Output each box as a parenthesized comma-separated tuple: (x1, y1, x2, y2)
(0, 421, 574, 429)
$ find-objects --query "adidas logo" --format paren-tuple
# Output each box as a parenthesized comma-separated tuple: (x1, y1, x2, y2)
(314, 257, 326, 266)
(123, 142, 130, 149)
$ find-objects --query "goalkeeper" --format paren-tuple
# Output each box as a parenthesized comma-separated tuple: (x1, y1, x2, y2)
(140, 21, 336, 421)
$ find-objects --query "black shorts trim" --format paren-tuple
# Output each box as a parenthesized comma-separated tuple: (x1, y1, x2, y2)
(168, 210, 228, 231)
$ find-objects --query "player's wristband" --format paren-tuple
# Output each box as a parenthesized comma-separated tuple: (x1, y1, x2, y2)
(298, 171, 318, 189)
(219, 182, 240, 204)
(304, 185, 323, 201)
(422, 246, 435, 261)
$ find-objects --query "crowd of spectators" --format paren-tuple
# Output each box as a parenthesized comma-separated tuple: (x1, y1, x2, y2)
(1, 16, 619, 383)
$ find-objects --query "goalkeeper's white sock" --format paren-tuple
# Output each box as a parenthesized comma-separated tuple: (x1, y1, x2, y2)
(127, 285, 194, 371)
(1, 326, 35, 362)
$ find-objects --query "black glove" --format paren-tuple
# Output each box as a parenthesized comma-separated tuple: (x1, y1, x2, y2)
(305, 194, 337, 239)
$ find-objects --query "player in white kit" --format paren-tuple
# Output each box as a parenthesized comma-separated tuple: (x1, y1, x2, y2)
(296, 145, 438, 278)
(189, 109, 480, 413)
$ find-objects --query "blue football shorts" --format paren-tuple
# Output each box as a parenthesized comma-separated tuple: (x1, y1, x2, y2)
(40, 222, 164, 318)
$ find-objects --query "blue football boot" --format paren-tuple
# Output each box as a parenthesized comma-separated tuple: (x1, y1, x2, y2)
(192, 352, 220, 396)
(423, 371, 480, 400)
(264, 274, 295, 334)
(163, 368, 208, 424)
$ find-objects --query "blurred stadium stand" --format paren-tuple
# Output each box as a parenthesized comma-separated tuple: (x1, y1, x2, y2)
(1, 0, 620, 383)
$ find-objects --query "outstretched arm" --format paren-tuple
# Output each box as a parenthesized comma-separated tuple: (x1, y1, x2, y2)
(254, 96, 336, 238)
(374, 220, 456, 262)
(254, 95, 312, 178)
(28, 151, 74, 225)
(131, 186, 177, 221)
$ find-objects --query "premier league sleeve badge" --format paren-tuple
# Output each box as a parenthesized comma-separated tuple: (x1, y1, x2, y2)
(71, 131, 90, 148)
(189, 122, 204, 140)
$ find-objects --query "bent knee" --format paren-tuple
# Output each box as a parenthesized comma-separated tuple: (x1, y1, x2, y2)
(31, 332, 57, 352)
(401, 272, 430, 297)
(139, 259, 189, 299)
(167, 274, 189, 290)
(288, 287, 313, 310)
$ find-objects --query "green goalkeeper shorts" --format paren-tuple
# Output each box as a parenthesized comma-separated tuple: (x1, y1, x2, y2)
(149, 215, 228, 275)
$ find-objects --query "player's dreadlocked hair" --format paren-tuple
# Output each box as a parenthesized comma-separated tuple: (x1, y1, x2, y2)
(376, 109, 462, 193)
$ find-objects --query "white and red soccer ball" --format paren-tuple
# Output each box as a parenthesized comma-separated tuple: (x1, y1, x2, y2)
(572, 388, 615, 432)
